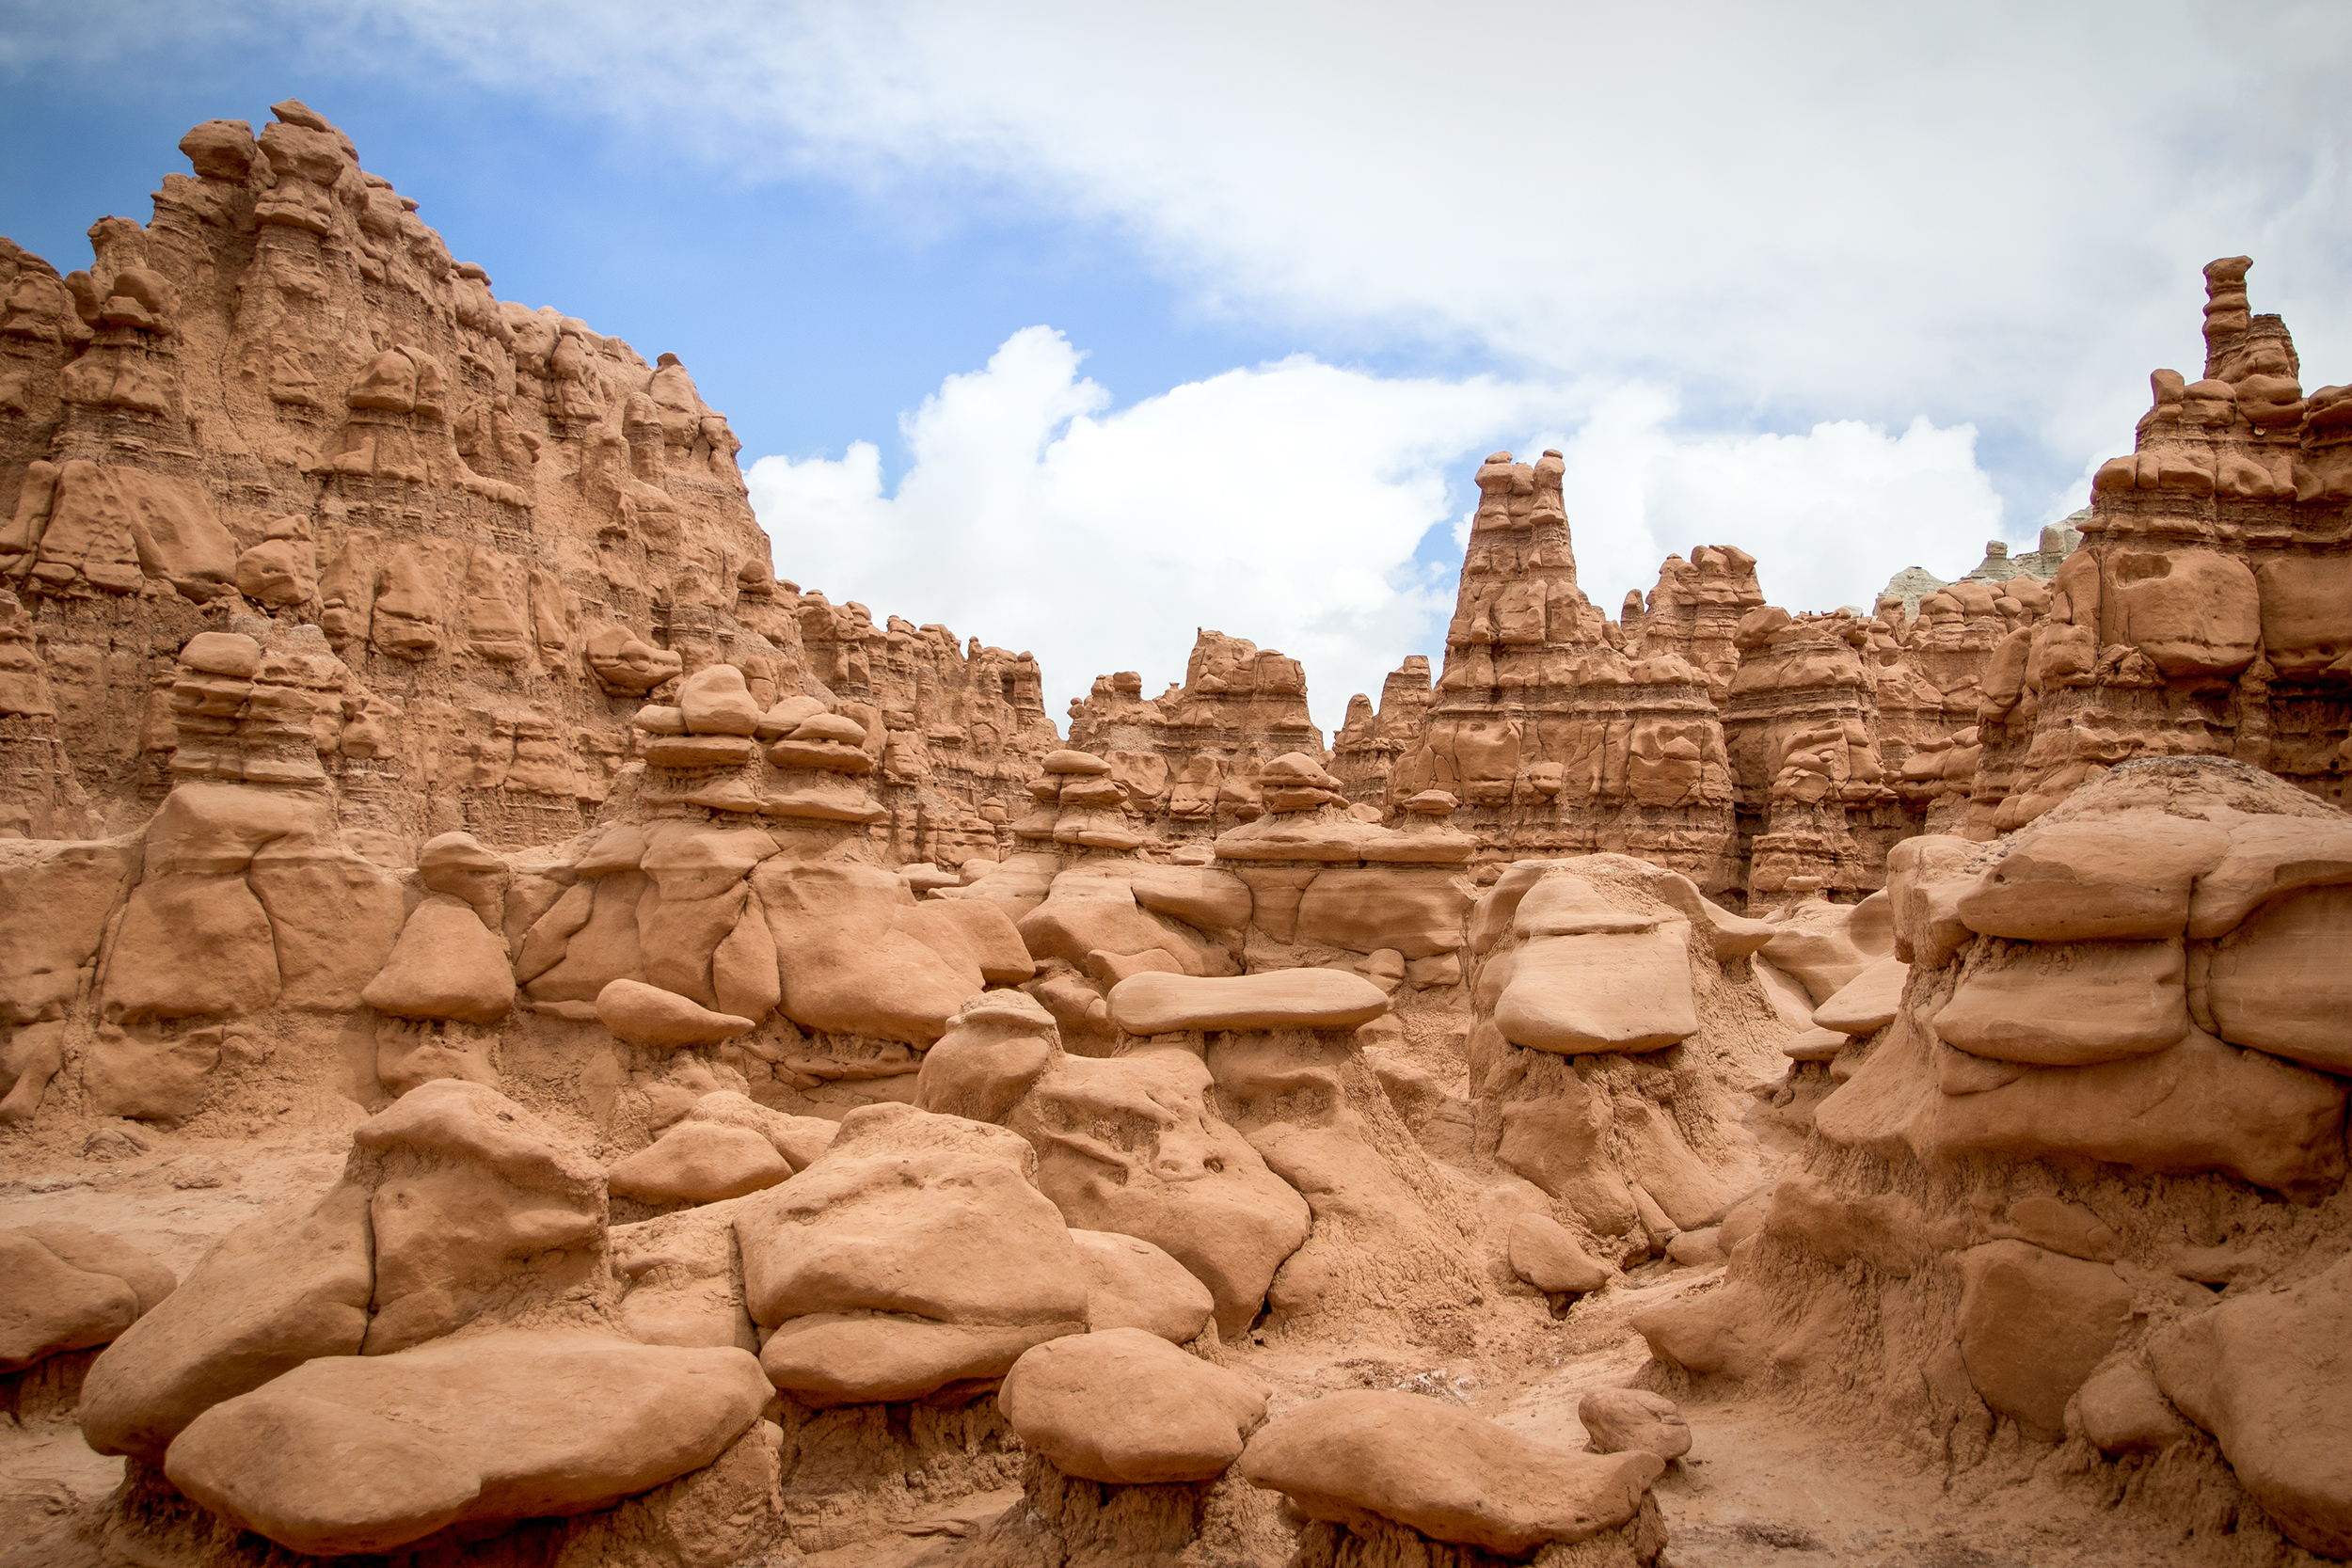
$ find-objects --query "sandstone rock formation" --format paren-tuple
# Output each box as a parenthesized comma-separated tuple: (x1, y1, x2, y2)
(1632, 757, 2352, 1557)
(3, 103, 2348, 1568)
(1963, 259, 2352, 835)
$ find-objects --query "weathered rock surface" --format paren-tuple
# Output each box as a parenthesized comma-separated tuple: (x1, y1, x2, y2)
(1239, 1389, 1663, 1556)
(1580, 1388, 1692, 1461)
(0, 1224, 173, 1371)
(1104, 968, 1391, 1035)
(733, 1102, 1089, 1404)
(999, 1327, 1268, 1484)
(2151, 1254, 2352, 1557)
(163, 1328, 769, 1556)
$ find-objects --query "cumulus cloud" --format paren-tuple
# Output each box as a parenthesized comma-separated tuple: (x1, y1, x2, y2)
(749, 331, 2013, 731)
(749, 328, 1545, 731)
(19, 4, 2347, 490)
(1538, 389, 2011, 618)
(78, 0, 2338, 505)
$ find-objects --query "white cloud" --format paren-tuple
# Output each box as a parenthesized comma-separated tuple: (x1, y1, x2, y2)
(749, 332, 2014, 732)
(748, 327, 1553, 731)
(1541, 389, 2011, 617)
(216, 0, 2352, 499)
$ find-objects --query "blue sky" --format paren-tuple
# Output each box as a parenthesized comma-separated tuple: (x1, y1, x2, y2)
(5, 3, 2348, 728)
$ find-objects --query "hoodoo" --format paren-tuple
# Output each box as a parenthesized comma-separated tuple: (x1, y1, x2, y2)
(0, 103, 2346, 1568)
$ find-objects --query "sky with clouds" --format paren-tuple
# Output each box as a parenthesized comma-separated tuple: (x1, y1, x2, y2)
(5, 2, 2348, 730)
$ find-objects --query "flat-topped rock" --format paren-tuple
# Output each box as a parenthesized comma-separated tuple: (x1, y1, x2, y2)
(1238, 1388, 1662, 1557)
(1811, 954, 1907, 1036)
(162, 1328, 769, 1556)
(1212, 815, 1474, 865)
(1104, 969, 1391, 1035)
(999, 1327, 1268, 1484)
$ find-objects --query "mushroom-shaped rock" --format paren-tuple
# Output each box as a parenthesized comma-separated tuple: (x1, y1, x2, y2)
(596, 978, 755, 1050)
(1506, 1212, 1613, 1296)
(179, 631, 261, 678)
(161, 1328, 770, 1558)
(999, 1327, 1268, 1484)
(1811, 954, 1907, 1036)
(349, 1082, 609, 1355)
(1780, 1026, 1849, 1062)
(0, 1225, 175, 1372)
(1104, 969, 1390, 1035)
(1042, 749, 1114, 775)
(1579, 1387, 1692, 1461)
(1238, 1389, 1663, 1558)
(732, 1103, 1089, 1406)
(607, 1123, 789, 1206)
(1496, 910, 1697, 1056)
(786, 711, 869, 748)
(1072, 1230, 1215, 1343)
(361, 895, 513, 1025)
(416, 830, 503, 879)
(915, 990, 1059, 1125)
(677, 663, 761, 736)
(1957, 813, 2231, 942)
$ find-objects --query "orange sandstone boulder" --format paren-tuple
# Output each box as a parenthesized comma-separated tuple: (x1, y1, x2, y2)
(595, 977, 755, 1049)
(2150, 1255, 2352, 1557)
(999, 1327, 1268, 1484)
(162, 1328, 768, 1557)
(1071, 1229, 1215, 1343)
(733, 1103, 1088, 1405)
(0, 1224, 174, 1372)
(1238, 1389, 1662, 1557)
(82, 1182, 373, 1461)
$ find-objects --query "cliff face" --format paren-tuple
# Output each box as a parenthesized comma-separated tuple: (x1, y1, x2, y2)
(1963, 257, 2352, 832)
(0, 101, 1053, 864)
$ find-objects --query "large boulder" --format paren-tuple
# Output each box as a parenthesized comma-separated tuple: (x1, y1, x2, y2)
(81, 1182, 372, 1461)
(917, 998, 1311, 1339)
(360, 894, 513, 1024)
(732, 1103, 1089, 1405)
(2151, 1253, 2352, 1557)
(1238, 1389, 1662, 1557)
(1956, 1241, 2132, 1439)
(0, 1224, 174, 1371)
(1072, 1230, 1215, 1343)
(345, 1080, 608, 1354)
(998, 1327, 1268, 1484)
(162, 1328, 768, 1556)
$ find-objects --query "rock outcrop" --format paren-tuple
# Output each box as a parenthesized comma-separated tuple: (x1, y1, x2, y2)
(2, 100, 2347, 1568)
